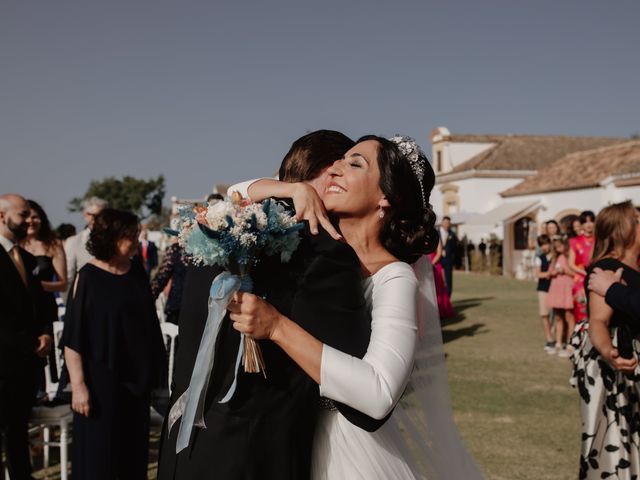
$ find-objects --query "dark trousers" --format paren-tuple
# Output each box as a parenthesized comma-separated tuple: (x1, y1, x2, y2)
(0, 368, 39, 479)
(442, 262, 454, 297)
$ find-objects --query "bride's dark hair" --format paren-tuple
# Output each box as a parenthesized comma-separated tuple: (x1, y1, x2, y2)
(357, 135, 438, 264)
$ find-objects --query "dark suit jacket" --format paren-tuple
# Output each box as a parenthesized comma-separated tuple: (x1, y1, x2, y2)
(606, 283, 640, 320)
(441, 229, 458, 266)
(0, 246, 53, 378)
(158, 223, 378, 480)
(140, 240, 158, 274)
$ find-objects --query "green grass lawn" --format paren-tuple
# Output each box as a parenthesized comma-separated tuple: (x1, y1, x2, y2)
(446, 272, 581, 480)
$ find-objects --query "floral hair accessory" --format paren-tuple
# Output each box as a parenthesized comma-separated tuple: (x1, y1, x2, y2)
(389, 134, 428, 209)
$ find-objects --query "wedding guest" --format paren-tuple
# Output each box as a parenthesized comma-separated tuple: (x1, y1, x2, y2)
(440, 216, 458, 297)
(22, 200, 68, 384)
(569, 211, 596, 324)
(546, 236, 575, 357)
(0, 194, 53, 479)
(151, 237, 187, 324)
(478, 238, 487, 257)
(139, 224, 158, 276)
(560, 214, 580, 238)
(535, 235, 554, 353)
(545, 220, 560, 237)
(570, 201, 640, 479)
(588, 267, 640, 320)
(429, 239, 455, 319)
(62, 208, 166, 480)
(64, 196, 107, 298)
(22, 200, 68, 303)
(56, 223, 77, 242)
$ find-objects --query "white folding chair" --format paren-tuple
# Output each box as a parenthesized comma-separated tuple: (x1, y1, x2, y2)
(156, 292, 167, 323)
(150, 322, 179, 430)
(43, 321, 65, 400)
(30, 320, 72, 480)
(160, 322, 179, 395)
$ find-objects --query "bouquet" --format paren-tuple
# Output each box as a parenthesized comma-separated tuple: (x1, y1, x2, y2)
(176, 191, 303, 375)
(169, 192, 304, 453)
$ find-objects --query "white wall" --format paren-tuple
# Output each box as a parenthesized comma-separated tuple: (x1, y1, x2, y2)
(431, 176, 524, 217)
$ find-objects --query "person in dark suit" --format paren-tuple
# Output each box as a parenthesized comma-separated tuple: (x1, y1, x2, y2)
(138, 225, 158, 276)
(158, 130, 380, 480)
(440, 216, 458, 297)
(588, 266, 640, 321)
(0, 193, 53, 479)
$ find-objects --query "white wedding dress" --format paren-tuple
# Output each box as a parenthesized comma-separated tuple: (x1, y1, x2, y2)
(312, 261, 420, 479)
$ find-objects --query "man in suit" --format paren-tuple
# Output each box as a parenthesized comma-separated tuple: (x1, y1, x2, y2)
(139, 224, 158, 276)
(158, 130, 379, 479)
(440, 215, 458, 297)
(63, 196, 107, 299)
(0, 193, 54, 479)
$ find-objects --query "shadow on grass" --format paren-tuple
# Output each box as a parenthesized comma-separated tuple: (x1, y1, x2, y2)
(441, 297, 494, 328)
(442, 323, 486, 344)
(440, 297, 492, 344)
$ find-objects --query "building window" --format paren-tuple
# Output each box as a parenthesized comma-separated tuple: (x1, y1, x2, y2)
(436, 151, 442, 172)
(514, 217, 531, 250)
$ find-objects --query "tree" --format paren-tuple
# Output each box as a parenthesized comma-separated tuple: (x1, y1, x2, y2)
(69, 175, 166, 219)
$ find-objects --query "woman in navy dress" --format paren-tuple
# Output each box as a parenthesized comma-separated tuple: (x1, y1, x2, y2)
(62, 208, 166, 479)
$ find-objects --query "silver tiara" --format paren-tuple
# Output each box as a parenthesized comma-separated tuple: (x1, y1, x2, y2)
(388, 134, 427, 209)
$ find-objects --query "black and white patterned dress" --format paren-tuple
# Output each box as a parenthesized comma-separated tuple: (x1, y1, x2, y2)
(570, 258, 640, 480)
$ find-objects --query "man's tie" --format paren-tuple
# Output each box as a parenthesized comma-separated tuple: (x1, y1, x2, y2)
(11, 246, 28, 286)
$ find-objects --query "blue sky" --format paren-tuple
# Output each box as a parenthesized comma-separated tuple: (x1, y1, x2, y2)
(2, 0, 639, 226)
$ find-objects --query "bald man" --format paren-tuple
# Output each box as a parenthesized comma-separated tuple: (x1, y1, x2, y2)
(0, 193, 54, 479)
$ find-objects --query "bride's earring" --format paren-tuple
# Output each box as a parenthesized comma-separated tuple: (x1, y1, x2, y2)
(378, 208, 385, 219)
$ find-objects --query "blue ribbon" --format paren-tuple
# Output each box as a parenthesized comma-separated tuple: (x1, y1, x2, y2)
(174, 271, 241, 453)
(171, 271, 255, 454)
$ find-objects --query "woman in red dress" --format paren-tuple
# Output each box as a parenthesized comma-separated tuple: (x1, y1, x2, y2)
(569, 211, 596, 324)
(429, 239, 455, 319)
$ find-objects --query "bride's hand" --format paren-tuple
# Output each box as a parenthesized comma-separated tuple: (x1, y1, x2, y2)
(228, 292, 284, 340)
(291, 183, 342, 240)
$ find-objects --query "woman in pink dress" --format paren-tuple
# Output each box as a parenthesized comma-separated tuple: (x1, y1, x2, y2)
(429, 239, 455, 319)
(569, 211, 596, 324)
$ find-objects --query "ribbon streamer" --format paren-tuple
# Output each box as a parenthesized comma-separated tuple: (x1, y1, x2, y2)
(172, 271, 241, 453)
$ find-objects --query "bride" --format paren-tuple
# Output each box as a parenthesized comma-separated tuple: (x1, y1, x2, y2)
(228, 135, 482, 479)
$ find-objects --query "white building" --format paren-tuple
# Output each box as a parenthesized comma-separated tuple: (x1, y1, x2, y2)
(429, 127, 640, 278)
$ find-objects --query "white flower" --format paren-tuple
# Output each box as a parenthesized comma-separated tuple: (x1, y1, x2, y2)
(239, 233, 257, 247)
(206, 202, 233, 229)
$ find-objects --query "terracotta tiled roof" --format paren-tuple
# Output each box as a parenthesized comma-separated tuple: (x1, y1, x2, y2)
(448, 135, 626, 173)
(501, 141, 640, 197)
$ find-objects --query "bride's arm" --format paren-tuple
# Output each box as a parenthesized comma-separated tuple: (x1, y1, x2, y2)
(319, 267, 418, 419)
(227, 178, 341, 239)
(228, 178, 298, 203)
(229, 265, 418, 420)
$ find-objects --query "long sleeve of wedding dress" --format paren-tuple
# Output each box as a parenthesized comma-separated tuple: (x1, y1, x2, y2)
(227, 179, 259, 200)
(319, 262, 418, 420)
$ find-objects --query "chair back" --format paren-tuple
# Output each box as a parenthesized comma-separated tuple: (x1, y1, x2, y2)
(160, 322, 179, 394)
(43, 321, 65, 400)
(156, 292, 167, 323)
